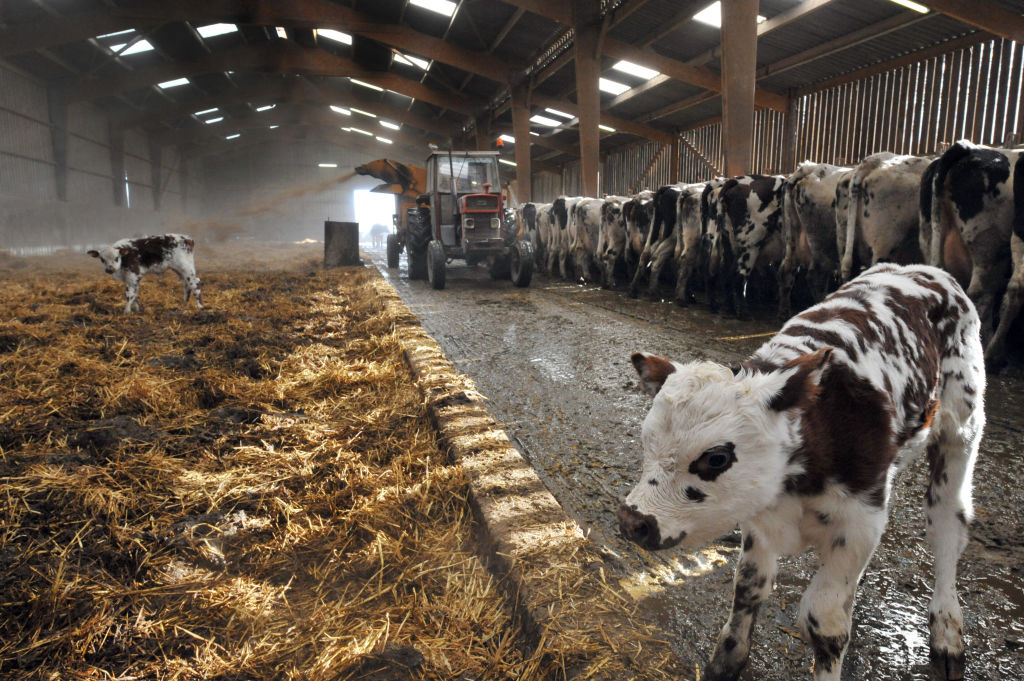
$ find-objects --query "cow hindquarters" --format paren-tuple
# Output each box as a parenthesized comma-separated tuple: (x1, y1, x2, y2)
(706, 527, 779, 681)
(985, 233, 1023, 370)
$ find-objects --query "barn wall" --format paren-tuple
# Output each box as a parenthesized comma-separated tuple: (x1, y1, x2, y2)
(0, 63, 193, 252)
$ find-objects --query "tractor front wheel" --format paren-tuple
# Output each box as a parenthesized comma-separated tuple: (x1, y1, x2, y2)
(386, 234, 401, 269)
(511, 240, 534, 287)
(489, 255, 511, 280)
(427, 240, 447, 290)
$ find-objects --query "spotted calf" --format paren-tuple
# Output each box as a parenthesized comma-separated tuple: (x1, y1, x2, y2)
(619, 263, 984, 681)
(88, 234, 203, 313)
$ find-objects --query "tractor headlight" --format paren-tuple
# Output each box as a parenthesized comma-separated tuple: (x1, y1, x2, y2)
(464, 217, 474, 229)
(490, 217, 500, 230)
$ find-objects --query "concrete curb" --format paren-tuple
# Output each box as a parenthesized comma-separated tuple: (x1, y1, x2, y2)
(371, 273, 689, 680)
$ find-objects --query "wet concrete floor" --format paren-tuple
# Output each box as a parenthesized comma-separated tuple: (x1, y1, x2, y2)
(368, 249, 1024, 680)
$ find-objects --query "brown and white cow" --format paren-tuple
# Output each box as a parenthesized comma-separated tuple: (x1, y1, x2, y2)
(921, 140, 1023, 370)
(88, 234, 203, 313)
(837, 152, 930, 282)
(620, 263, 984, 681)
(778, 162, 851, 319)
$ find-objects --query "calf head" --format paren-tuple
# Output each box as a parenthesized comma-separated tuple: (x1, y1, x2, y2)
(619, 348, 832, 550)
(87, 245, 128, 274)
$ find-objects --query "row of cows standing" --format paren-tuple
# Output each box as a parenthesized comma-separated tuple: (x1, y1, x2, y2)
(517, 139, 1023, 370)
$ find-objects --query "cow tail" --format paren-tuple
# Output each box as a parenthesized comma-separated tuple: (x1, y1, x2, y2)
(918, 159, 939, 266)
(931, 140, 975, 267)
(1014, 153, 1024, 242)
(782, 176, 801, 268)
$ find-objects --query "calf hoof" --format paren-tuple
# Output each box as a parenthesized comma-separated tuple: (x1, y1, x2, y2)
(929, 648, 965, 680)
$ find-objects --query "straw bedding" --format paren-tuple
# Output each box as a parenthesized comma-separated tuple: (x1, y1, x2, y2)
(0, 243, 682, 680)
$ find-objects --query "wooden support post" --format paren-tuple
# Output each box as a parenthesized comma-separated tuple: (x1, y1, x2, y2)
(148, 135, 163, 211)
(720, 0, 758, 177)
(108, 123, 126, 207)
(474, 113, 491, 151)
(573, 0, 601, 198)
(46, 85, 68, 201)
(670, 135, 680, 183)
(511, 81, 533, 203)
(781, 92, 799, 174)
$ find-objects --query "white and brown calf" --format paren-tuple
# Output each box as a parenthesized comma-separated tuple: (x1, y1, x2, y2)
(88, 234, 203, 313)
(619, 264, 984, 681)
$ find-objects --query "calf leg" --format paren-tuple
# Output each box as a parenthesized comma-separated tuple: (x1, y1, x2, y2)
(800, 506, 887, 681)
(707, 528, 779, 681)
(123, 275, 140, 313)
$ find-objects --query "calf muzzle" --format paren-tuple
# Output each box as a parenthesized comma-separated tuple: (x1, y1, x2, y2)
(618, 503, 671, 550)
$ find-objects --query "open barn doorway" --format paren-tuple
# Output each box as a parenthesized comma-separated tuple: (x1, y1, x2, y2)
(353, 189, 396, 249)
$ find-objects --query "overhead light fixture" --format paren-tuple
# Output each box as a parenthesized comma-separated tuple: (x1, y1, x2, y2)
(350, 78, 384, 92)
(598, 78, 630, 95)
(380, 121, 401, 130)
(225, 133, 240, 139)
(409, 0, 457, 17)
(158, 78, 190, 89)
(194, 107, 219, 116)
(97, 29, 135, 39)
(393, 52, 431, 70)
(598, 124, 616, 133)
(197, 23, 238, 38)
(612, 60, 660, 80)
(888, 0, 929, 12)
(693, 2, 766, 28)
(351, 107, 377, 118)
(318, 162, 338, 168)
(529, 131, 540, 137)
(375, 136, 393, 144)
(349, 127, 373, 136)
(204, 116, 224, 124)
(330, 105, 351, 115)
(544, 107, 575, 119)
(109, 39, 154, 55)
(268, 125, 279, 129)
(317, 28, 353, 44)
(255, 104, 276, 112)
(499, 134, 516, 144)
(530, 114, 562, 127)
(275, 27, 288, 39)
(499, 159, 517, 166)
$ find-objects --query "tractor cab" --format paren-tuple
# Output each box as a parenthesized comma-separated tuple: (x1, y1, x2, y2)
(404, 150, 532, 289)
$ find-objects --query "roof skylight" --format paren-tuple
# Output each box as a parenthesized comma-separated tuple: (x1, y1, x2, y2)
(598, 78, 630, 95)
(530, 114, 562, 127)
(375, 136, 393, 144)
(158, 78, 190, 89)
(319, 163, 338, 168)
(612, 60, 660, 80)
(499, 159, 517, 166)
(380, 121, 401, 130)
(544, 108, 575, 119)
(97, 29, 135, 39)
(197, 24, 237, 38)
(409, 0, 457, 17)
(255, 104, 276, 112)
(330, 105, 352, 115)
(204, 117, 224, 124)
(499, 134, 516, 144)
(350, 78, 384, 92)
(351, 108, 377, 118)
(888, 0, 928, 12)
(318, 29, 353, 44)
(393, 52, 431, 70)
(109, 40, 154, 55)
(693, 1, 766, 28)
(225, 133, 240, 139)
(598, 124, 617, 133)
(194, 107, 219, 116)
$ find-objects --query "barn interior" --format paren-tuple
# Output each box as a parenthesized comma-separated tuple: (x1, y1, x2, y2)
(0, 0, 1021, 251)
(2, 1, 1024, 680)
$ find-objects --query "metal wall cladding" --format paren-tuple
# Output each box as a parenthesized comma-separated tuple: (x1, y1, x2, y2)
(0, 67, 48, 120)
(1, 156, 57, 202)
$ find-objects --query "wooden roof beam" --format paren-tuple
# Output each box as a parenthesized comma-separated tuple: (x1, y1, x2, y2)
(922, 0, 1024, 43)
(530, 92, 674, 144)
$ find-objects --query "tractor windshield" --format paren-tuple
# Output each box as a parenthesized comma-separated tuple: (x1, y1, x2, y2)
(437, 156, 499, 195)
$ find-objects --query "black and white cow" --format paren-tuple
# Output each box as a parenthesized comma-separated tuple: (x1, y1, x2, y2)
(629, 184, 688, 299)
(922, 140, 1023, 370)
(778, 162, 851, 319)
(671, 182, 707, 306)
(595, 195, 629, 288)
(620, 263, 984, 681)
(518, 201, 550, 269)
(546, 195, 583, 278)
(707, 174, 786, 319)
(623, 190, 655, 284)
(837, 152, 930, 282)
(88, 233, 202, 313)
(569, 197, 606, 283)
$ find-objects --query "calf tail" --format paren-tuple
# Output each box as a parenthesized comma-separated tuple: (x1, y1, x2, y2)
(842, 161, 877, 281)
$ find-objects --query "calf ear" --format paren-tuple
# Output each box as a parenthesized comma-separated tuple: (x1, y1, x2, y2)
(631, 352, 677, 397)
(118, 246, 129, 256)
(764, 347, 832, 411)
(86, 250, 99, 258)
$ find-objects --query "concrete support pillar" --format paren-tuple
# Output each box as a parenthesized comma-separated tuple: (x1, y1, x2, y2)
(148, 135, 163, 211)
(573, 0, 601, 198)
(108, 123, 126, 207)
(46, 86, 68, 201)
(720, 0, 759, 177)
(511, 81, 533, 203)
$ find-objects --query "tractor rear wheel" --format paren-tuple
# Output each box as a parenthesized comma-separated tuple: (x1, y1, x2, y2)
(511, 240, 534, 287)
(386, 234, 401, 269)
(427, 240, 446, 290)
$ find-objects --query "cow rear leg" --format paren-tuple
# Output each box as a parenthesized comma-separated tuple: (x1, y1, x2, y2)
(925, 417, 981, 680)
(628, 249, 651, 298)
(707, 528, 778, 681)
(800, 506, 886, 681)
(984, 236, 1023, 371)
